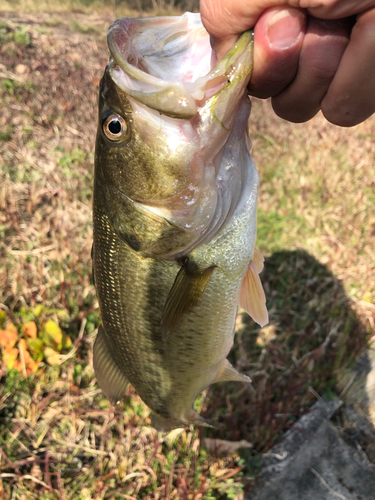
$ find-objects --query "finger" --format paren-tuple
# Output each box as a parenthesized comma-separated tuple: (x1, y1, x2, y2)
(321, 8, 375, 126)
(200, 0, 288, 59)
(200, 0, 375, 59)
(305, 0, 375, 19)
(271, 17, 351, 122)
(200, 0, 250, 59)
(249, 6, 306, 98)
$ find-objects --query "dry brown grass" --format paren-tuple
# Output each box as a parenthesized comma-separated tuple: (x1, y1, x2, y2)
(0, 9, 374, 500)
(0, 0, 200, 17)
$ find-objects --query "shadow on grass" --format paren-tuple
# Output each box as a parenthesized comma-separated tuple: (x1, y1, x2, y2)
(201, 249, 371, 464)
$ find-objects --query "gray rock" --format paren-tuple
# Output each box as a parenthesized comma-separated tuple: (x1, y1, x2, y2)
(247, 397, 375, 500)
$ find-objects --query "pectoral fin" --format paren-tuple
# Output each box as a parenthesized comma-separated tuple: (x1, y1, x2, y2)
(239, 253, 269, 328)
(161, 258, 214, 340)
(93, 325, 129, 404)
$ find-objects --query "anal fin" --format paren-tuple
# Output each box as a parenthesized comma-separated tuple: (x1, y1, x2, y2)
(214, 358, 252, 384)
(161, 257, 214, 340)
(93, 325, 129, 404)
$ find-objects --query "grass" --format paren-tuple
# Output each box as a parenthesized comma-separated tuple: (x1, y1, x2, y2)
(0, 7, 374, 500)
(0, 0, 200, 17)
(70, 19, 98, 34)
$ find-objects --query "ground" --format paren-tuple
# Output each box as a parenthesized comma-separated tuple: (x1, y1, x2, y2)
(0, 4, 374, 500)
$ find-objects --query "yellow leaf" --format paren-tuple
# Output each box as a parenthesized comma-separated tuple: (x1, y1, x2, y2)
(0, 324, 18, 349)
(23, 321, 37, 339)
(61, 333, 72, 350)
(0, 311, 6, 329)
(44, 347, 60, 366)
(27, 338, 44, 356)
(33, 305, 44, 317)
(3, 347, 19, 370)
(39, 320, 62, 349)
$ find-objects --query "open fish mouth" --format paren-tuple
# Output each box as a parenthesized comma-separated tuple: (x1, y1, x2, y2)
(107, 12, 253, 120)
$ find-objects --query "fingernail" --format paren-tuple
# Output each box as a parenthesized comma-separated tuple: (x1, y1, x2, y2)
(267, 9, 305, 50)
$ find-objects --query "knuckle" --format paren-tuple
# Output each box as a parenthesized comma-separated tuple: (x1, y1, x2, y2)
(304, 54, 337, 83)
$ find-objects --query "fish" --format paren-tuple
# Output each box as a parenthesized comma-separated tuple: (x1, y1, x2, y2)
(92, 12, 268, 431)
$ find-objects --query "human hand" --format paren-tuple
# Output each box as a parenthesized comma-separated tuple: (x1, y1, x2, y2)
(200, 1, 375, 126)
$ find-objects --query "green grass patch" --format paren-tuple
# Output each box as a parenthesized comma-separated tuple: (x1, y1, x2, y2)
(257, 208, 307, 252)
(0, 128, 13, 141)
(70, 19, 97, 34)
(13, 26, 31, 46)
(2, 78, 35, 97)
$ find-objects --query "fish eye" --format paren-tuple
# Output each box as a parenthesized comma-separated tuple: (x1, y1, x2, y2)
(103, 114, 127, 141)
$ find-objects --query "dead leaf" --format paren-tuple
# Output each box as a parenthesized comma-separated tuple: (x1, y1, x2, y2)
(164, 428, 185, 444)
(202, 438, 253, 456)
(3, 347, 19, 370)
(23, 321, 37, 339)
(0, 323, 18, 349)
(18, 339, 38, 373)
(44, 347, 60, 366)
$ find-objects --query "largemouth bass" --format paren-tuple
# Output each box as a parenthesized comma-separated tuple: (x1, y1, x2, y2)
(92, 12, 268, 431)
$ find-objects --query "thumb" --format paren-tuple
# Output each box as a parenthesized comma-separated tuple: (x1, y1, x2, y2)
(249, 6, 306, 98)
